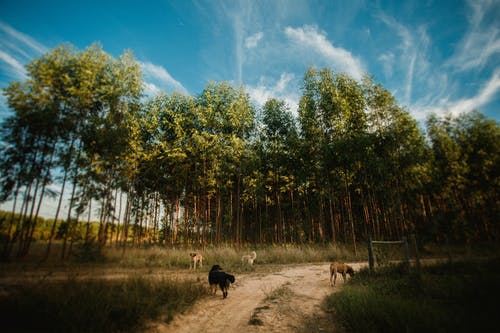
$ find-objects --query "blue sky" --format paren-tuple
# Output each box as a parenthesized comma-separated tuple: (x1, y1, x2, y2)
(1, 0, 499, 123)
(0, 0, 499, 218)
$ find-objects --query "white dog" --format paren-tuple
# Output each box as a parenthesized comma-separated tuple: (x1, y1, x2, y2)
(189, 252, 203, 270)
(241, 251, 257, 265)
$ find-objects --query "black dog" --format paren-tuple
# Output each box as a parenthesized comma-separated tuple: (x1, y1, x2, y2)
(208, 265, 235, 298)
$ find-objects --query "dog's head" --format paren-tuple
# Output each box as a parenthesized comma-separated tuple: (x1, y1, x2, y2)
(189, 252, 198, 258)
(346, 265, 355, 276)
(210, 264, 222, 272)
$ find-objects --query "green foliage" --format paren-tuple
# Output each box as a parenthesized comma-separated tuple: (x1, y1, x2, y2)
(328, 258, 500, 332)
(1, 41, 498, 257)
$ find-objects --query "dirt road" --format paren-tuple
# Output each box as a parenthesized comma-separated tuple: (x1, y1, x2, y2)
(145, 262, 366, 333)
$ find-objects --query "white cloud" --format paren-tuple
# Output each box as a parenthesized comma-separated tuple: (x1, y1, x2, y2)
(377, 14, 423, 105)
(0, 49, 27, 79)
(446, 0, 500, 72)
(246, 72, 300, 115)
(140, 61, 188, 95)
(411, 69, 500, 120)
(284, 25, 365, 80)
(445, 69, 500, 115)
(378, 52, 395, 77)
(245, 32, 263, 49)
(0, 22, 48, 82)
(0, 21, 48, 55)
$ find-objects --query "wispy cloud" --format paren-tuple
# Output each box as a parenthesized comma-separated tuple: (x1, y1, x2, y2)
(246, 72, 300, 114)
(139, 61, 188, 95)
(0, 21, 48, 81)
(0, 21, 48, 55)
(378, 52, 395, 78)
(446, 0, 500, 72)
(0, 49, 27, 79)
(444, 69, 500, 116)
(220, 0, 257, 83)
(245, 31, 263, 49)
(377, 14, 426, 105)
(412, 69, 500, 120)
(377, 2, 499, 121)
(284, 25, 365, 80)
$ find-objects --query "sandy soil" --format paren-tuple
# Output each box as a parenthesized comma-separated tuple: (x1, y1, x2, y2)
(144, 262, 367, 333)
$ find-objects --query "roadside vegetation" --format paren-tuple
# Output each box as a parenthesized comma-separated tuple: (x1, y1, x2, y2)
(328, 257, 500, 332)
(0, 276, 206, 333)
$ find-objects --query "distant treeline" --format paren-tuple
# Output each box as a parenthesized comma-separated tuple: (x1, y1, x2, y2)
(0, 44, 498, 260)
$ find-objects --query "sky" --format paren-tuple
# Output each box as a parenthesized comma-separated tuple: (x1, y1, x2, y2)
(0, 0, 499, 123)
(0, 0, 499, 218)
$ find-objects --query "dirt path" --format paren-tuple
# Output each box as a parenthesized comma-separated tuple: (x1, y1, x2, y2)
(145, 262, 366, 333)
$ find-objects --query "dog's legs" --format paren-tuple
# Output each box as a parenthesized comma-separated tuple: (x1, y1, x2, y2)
(333, 269, 338, 285)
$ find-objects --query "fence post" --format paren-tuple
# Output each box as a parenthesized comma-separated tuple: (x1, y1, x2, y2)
(368, 237, 374, 273)
(402, 236, 410, 271)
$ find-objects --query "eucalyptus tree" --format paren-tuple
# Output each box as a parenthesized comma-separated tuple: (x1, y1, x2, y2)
(362, 77, 428, 240)
(1, 46, 78, 258)
(426, 111, 500, 243)
(426, 113, 467, 241)
(135, 92, 195, 246)
(297, 67, 325, 242)
(72, 48, 142, 254)
(259, 98, 299, 243)
(194, 82, 254, 246)
(0, 43, 142, 259)
(455, 111, 500, 241)
(297, 68, 367, 251)
(320, 70, 367, 253)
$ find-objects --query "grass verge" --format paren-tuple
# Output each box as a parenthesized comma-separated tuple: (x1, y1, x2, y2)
(327, 257, 500, 332)
(0, 276, 206, 332)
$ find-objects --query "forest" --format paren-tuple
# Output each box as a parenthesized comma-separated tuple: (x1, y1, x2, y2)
(0, 43, 498, 260)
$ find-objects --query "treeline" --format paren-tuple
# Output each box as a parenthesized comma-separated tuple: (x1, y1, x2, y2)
(0, 44, 498, 260)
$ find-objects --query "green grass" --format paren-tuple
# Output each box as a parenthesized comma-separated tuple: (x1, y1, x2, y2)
(0, 276, 207, 332)
(327, 257, 500, 333)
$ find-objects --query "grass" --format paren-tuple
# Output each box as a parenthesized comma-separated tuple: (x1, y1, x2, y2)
(0, 275, 207, 332)
(3, 241, 495, 332)
(263, 282, 294, 301)
(0, 243, 358, 332)
(327, 257, 500, 333)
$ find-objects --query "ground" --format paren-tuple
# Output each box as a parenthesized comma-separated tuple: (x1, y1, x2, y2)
(0, 262, 366, 333)
(144, 262, 367, 333)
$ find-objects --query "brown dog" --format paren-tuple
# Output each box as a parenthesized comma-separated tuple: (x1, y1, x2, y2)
(330, 262, 355, 286)
(189, 252, 203, 270)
